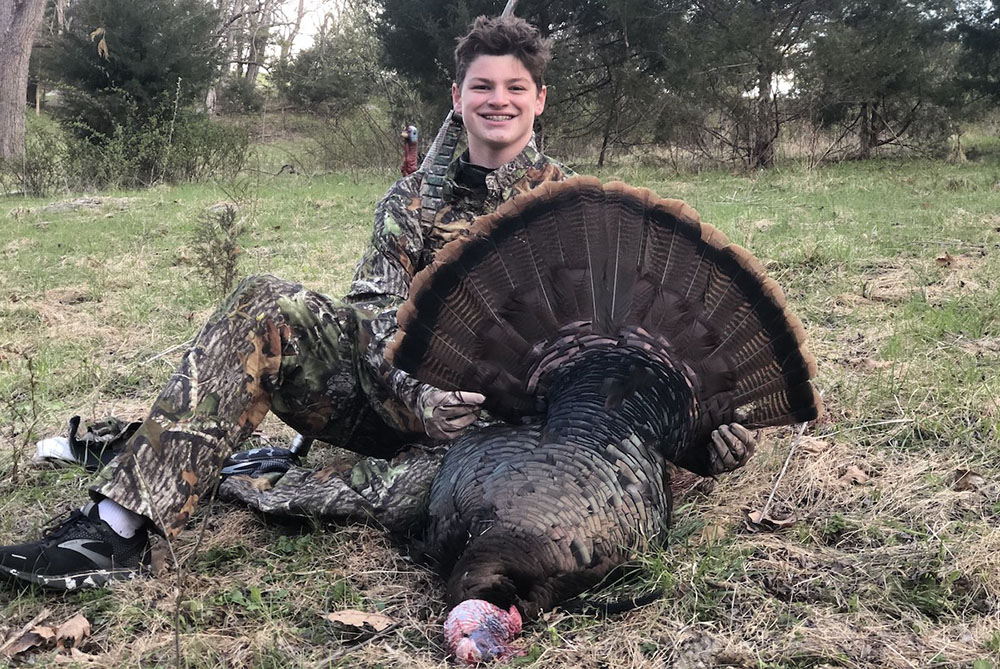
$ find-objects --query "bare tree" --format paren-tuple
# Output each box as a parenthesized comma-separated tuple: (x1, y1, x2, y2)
(0, 0, 48, 159)
(278, 0, 306, 62)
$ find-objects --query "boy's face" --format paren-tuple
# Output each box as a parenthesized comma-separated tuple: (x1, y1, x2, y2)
(452, 54, 547, 168)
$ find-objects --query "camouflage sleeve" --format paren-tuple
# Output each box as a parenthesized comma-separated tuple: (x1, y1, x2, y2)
(344, 176, 429, 433)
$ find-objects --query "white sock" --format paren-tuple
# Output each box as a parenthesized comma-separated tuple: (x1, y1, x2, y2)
(96, 499, 145, 539)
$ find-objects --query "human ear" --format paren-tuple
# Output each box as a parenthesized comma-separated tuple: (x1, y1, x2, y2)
(534, 85, 547, 116)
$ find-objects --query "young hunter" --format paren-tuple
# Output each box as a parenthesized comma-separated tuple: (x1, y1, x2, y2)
(0, 16, 755, 591)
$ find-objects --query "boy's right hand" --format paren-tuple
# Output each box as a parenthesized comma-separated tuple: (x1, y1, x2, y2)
(416, 387, 486, 440)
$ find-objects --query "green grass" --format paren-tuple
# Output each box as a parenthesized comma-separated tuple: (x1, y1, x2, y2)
(1, 145, 1000, 666)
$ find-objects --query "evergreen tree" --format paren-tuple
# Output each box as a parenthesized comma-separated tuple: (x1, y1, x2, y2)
(271, 10, 380, 115)
(797, 0, 961, 158)
(959, 0, 1000, 104)
(41, 0, 220, 140)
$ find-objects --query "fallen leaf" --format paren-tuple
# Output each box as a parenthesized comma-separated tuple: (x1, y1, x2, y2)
(0, 608, 52, 657)
(246, 475, 273, 492)
(798, 437, 830, 455)
(55, 614, 90, 649)
(31, 626, 56, 642)
(4, 630, 50, 657)
(55, 648, 102, 665)
(953, 469, 987, 492)
(747, 509, 798, 529)
(323, 609, 395, 632)
(935, 252, 954, 267)
(838, 465, 870, 485)
(697, 522, 728, 544)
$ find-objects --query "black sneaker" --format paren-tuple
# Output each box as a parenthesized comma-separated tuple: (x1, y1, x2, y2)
(0, 503, 150, 591)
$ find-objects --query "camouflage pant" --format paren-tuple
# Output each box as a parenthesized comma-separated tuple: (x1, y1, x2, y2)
(92, 275, 431, 538)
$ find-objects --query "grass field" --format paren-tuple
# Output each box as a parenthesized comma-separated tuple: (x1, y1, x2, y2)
(1, 143, 999, 667)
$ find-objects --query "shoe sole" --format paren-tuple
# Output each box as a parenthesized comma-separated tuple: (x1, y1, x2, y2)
(0, 563, 145, 591)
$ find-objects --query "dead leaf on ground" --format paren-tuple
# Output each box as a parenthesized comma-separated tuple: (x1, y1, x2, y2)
(4, 630, 50, 657)
(798, 437, 830, 455)
(54, 648, 102, 665)
(323, 609, 395, 632)
(953, 469, 987, 492)
(747, 509, 798, 529)
(0, 608, 51, 657)
(697, 522, 728, 544)
(838, 465, 870, 485)
(860, 358, 892, 370)
(240, 475, 273, 492)
(936, 252, 954, 267)
(55, 614, 90, 649)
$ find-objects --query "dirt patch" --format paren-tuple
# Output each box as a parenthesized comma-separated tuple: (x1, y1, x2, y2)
(857, 251, 990, 307)
(38, 197, 136, 214)
(3, 238, 37, 256)
(30, 286, 118, 344)
(926, 249, 991, 305)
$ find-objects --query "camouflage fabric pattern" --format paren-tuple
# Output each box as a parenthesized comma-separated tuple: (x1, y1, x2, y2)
(218, 444, 448, 535)
(93, 275, 412, 538)
(345, 141, 574, 434)
(94, 143, 573, 538)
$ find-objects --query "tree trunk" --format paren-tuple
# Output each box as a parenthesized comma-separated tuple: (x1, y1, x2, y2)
(858, 102, 872, 159)
(750, 65, 776, 169)
(0, 0, 47, 160)
(597, 78, 618, 169)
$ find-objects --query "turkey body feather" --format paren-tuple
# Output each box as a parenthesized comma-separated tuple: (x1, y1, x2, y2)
(387, 177, 822, 620)
(428, 348, 689, 617)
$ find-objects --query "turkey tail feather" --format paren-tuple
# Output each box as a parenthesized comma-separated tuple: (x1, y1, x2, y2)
(387, 177, 822, 436)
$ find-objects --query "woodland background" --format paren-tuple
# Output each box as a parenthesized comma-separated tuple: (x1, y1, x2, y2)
(1, 0, 1000, 186)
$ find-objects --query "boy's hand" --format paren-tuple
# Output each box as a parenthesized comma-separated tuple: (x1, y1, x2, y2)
(708, 423, 756, 475)
(417, 387, 486, 440)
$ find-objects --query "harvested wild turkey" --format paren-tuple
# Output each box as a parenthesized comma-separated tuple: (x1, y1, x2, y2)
(387, 177, 821, 663)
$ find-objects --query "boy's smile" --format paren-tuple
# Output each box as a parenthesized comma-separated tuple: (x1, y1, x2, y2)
(452, 54, 547, 169)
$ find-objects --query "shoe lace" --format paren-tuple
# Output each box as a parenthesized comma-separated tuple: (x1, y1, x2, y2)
(40, 508, 89, 540)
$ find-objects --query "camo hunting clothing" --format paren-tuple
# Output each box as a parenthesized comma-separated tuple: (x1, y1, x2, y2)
(93, 142, 573, 538)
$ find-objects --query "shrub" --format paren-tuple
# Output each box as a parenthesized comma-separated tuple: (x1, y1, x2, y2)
(0, 114, 66, 197)
(216, 77, 264, 114)
(190, 202, 247, 296)
(61, 104, 251, 190)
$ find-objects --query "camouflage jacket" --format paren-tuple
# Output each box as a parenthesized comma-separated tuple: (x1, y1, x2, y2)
(344, 141, 574, 436)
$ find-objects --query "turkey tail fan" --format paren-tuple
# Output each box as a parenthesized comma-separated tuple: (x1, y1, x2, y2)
(388, 177, 822, 431)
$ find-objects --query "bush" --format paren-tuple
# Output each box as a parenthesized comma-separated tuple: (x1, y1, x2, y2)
(216, 77, 264, 114)
(61, 105, 251, 190)
(40, 0, 220, 142)
(0, 115, 66, 197)
(302, 109, 401, 172)
(190, 202, 247, 296)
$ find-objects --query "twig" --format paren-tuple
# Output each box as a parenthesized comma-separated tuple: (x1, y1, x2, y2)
(128, 458, 184, 668)
(759, 422, 808, 520)
(140, 338, 194, 366)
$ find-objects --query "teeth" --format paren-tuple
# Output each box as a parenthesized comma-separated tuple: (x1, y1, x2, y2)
(484, 115, 513, 121)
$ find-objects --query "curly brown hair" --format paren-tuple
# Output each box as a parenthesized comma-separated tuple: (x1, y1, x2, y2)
(454, 16, 551, 89)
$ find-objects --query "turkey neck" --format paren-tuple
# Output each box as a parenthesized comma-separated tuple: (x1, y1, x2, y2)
(539, 347, 697, 462)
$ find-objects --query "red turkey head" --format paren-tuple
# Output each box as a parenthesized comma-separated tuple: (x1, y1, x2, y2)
(444, 599, 522, 664)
